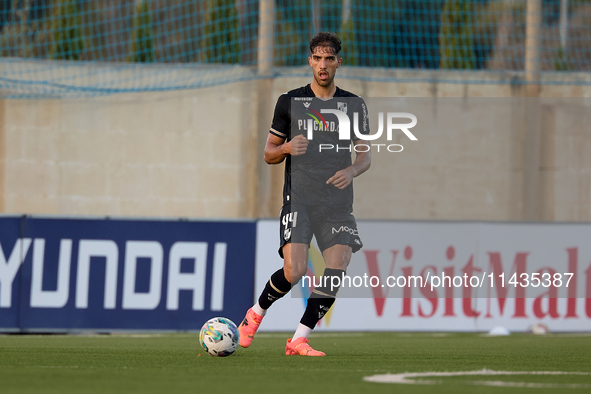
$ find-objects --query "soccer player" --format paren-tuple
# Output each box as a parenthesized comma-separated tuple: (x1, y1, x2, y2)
(238, 32, 371, 356)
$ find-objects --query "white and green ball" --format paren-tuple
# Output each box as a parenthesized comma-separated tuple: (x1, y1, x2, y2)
(199, 317, 240, 357)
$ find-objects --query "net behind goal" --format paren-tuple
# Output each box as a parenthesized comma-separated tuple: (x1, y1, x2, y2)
(1, 0, 591, 98)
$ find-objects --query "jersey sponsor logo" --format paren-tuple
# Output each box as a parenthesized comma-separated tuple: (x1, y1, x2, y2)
(331, 225, 358, 236)
(297, 118, 338, 132)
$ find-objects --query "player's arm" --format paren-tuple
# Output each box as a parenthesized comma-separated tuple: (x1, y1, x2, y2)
(264, 134, 309, 164)
(326, 140, 371, 189)
(265, 93, 309, 164)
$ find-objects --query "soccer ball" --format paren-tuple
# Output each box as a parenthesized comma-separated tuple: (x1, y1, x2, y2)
(199, 317, 240, 357)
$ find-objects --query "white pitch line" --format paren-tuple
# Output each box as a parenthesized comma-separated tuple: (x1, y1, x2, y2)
(364, 369, 591, 388)
(20, 366, 137, 369)
(473, 380, 591, 389)
(256, 333, 367, 338)
(109, 334, 167, 338)
(24, 366, 80, 369)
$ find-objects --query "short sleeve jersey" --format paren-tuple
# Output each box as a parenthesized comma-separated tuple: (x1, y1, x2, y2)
(270, 84, 369, 207)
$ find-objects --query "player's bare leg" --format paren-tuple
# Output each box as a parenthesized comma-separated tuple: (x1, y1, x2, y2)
(323, 244, 353, 272)
(287, 244, 352, 356)
(283, 243, 309, 284)
(239, 243, 308, 348)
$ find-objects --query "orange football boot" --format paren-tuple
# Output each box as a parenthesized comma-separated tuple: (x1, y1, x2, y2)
(285, 337, 326, 356)
(238, 308, 263, 348)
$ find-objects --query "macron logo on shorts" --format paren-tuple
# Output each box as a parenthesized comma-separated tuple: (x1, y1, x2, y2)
(331, 226, 358, 235)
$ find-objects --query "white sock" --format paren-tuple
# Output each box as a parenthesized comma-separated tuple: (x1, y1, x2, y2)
(252, 302, 267, 316)
(292, 323, 312, 340)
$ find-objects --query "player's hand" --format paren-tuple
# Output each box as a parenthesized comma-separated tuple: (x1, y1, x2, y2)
(326, 167, 356, 189)
(287, 135, 309, 156)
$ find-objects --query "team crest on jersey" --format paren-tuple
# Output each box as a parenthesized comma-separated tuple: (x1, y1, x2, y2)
(303, 102, 311, 108)
(337, 102, 347, 113)
(284, 228, 291, 240)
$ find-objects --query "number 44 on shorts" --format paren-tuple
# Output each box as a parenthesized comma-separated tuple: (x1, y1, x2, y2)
(282, 211, 298, 241)
(282, 211, 298, 228)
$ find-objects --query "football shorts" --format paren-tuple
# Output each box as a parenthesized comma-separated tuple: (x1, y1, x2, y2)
(278, 204, 363, 258)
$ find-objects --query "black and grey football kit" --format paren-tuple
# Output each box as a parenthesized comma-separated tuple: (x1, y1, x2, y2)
(270, 84, 369, 257)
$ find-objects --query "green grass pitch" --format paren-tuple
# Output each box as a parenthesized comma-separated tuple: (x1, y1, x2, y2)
(1, 332, 590, 393)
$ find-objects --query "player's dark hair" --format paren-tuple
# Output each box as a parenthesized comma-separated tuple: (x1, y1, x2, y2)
(309, 32, 341, 55)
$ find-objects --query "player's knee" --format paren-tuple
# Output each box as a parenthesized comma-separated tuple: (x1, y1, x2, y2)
(292, 265, 308, 283)
(283, 263, 307, 284)
(323, 245, 353, 271)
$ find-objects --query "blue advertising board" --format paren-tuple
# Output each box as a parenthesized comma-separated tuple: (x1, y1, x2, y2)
(0, 216, 256, 332)
(0, 216, 25, 331)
